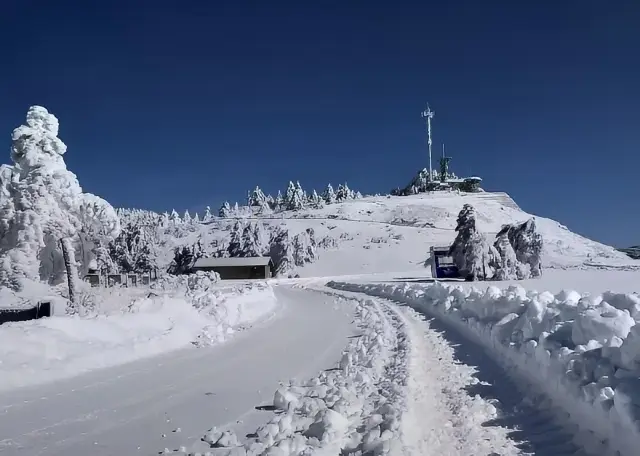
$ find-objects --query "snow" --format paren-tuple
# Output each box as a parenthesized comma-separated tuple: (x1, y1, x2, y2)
(328, 279, 640, 456)
(0, 281, 277, 392)
(0, 286, 357, 456)
(144, 190, 638, 281)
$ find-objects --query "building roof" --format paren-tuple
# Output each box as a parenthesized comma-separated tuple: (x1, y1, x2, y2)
(192, 257, 273, 268)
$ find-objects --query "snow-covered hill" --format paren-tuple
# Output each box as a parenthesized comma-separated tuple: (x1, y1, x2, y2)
(146, 191, 638, 278)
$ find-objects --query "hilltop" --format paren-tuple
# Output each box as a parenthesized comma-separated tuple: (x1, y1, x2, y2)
(119, 190, 638, 279)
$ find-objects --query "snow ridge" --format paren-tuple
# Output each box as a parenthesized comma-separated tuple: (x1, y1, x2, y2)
(329, 280, 640, 456)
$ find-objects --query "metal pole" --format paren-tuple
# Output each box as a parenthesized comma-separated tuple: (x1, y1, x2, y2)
(421, 106, 435, 181)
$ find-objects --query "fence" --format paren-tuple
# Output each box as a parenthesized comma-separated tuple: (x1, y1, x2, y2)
(83, 270, 158, 288)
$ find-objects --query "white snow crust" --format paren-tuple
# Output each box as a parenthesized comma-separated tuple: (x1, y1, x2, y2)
(0, 280, 277, 392)
(329, 280, 640, 456)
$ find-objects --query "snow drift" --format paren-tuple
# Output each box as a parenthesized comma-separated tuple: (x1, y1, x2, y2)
(329, 280, 640, 456)
(0, 277, 277, 392)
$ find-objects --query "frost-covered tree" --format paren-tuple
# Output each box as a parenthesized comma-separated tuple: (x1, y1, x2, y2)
(203, 206, 213, 222)
(269, 228, 293, 276)
(493, 232, 518, 280)
(167, 240, 203, 275)
(219, 202, 231, 218)
(248, 186, 267, 207)
(322, 184, 336, 204)
(183, 210, 192, 224)
(449, 204, 491, 281)
(241, 223, 262, 257)
(108, 222, 157, 274)
(496, 218, 543, 278)
(284, 181, 305, 211)
(309, 189, 324, 209)
(0, 106, 120, 307)
(335, 183, 353, 202)
(227, 220, 244, 257)
(169, 209, 181, 224)
(274, 190, 284, 210)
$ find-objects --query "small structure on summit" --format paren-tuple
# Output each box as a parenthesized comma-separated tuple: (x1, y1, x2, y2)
(191, 257, 274, 280)
(392, 105, 483, 195)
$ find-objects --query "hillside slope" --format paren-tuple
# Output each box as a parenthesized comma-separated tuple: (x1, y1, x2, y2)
(153, 192, 637, 278)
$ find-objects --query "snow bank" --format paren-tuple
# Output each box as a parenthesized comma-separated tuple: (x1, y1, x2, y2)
(0, 279, 277, 392)
(242, 295, 404, 455)
(329, 280, 640, 456)
(171, 294, 407, 456)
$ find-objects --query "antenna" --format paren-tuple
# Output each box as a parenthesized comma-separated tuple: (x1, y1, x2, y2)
(421, 105, 435, 180)
(442, 143, 445, 158)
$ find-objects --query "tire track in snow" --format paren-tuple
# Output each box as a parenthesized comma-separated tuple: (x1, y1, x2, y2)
(334, 283, 606, 456)
(384, 303, 522, 456)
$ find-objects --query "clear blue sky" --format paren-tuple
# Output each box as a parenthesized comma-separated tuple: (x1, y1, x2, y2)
(0, 1, 637, 247)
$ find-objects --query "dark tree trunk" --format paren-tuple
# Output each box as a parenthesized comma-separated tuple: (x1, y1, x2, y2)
(60, 237, 77, 313)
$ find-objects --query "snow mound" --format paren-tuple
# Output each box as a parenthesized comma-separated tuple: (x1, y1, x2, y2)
(243, 296, 404, 455)
(170, 295, 406, 456)
(0, 279, 277, 392)
(329, 280, 640, 456)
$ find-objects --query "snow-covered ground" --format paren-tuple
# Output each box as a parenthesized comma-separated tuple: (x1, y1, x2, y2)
(0, 287, 356, 456)
(154, 191, 639, 279)
(0, 280, 277, 392)
(328, 278, 640, 456)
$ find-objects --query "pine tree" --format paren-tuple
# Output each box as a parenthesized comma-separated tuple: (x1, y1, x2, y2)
(183, 210, 192, 224)
(493, 232, 518, 280)
(322, 184, 336, 204)
(219, 202, 231, 218)
(248, 186, 267, 207)
(203, 206, 213, 222)
(169, 209, 181, 224)
(241, 223, 261, 257)
(192, 212, 200, 223)
(274, 190, 284, 210)
(449, 204, 490, 280)
(285, 181, 305, 211)
(335, 183, 352, 201)
(227, 220, 244, 257)
(310, 189, 324, 208)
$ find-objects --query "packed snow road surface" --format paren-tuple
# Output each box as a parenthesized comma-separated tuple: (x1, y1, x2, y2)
(0, 287, 356, 456)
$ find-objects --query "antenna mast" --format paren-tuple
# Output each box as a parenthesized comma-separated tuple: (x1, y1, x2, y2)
(421, 105, 435, 181)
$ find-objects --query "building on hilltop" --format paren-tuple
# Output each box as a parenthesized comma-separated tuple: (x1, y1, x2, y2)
(393, 107, 482, 196)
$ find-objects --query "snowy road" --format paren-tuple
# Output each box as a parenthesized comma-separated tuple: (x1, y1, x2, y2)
(0, 287, 357, 456)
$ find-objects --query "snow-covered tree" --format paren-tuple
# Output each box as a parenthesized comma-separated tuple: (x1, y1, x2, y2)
(284, 181, 305, 211)
(274, 191, 284, 210)
(203, 206, 213, 222)
(309, 189, 324, 209)
(169, 209, 181, 224)
(322, 184, 336, 204)
(269, 228, 293, 276)
(0, 106, 120, 307)
(496, 218, 543, 278)
(183, 210, 192, 224)
(219, 202, 231, 218)
(449, 204, 491, 281)
(227, 220, 244, 257)
(493, 232, 518, 280)
(248, 186, 267, 207)
(335, 183, 353, 202)
(241, 223, 262, 257)
(167, 240, 203, 275)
